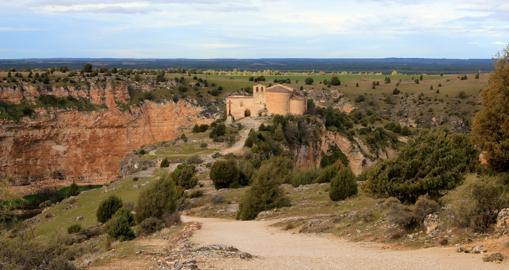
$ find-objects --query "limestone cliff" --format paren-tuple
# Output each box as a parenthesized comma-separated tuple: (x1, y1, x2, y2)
(0, 82, 206, 187)
(0, 81, 130, 106)
(294, 129, 398, 175)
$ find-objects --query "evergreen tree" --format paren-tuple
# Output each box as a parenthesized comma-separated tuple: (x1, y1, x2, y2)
(472, 46, 509, 171)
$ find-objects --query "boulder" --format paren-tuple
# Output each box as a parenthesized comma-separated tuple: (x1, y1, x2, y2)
(496, 208, 509, 233)
(423, 213, 440, 235)
(483, 253, 504, 263)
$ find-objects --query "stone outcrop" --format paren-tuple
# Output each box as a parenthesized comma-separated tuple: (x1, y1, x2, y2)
(496, 208, 509, 234)
(0, 84, 206, 188)
(320, 131, 397, 175)
(0, 82, 130, 106)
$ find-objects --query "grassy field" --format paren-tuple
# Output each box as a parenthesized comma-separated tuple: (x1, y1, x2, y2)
(33, 176, 156, 242)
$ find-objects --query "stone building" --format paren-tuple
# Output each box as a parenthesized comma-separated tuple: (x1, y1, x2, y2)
(226, 84, 306, 120)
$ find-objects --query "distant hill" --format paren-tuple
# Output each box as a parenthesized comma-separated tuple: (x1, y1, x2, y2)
(0, 58, 495, 74)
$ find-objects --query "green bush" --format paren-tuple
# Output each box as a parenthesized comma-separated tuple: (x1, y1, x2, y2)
(65, 183, 80, 198)
(96, 195, 123, 223)
(290, 168, 319, 187)
(171, 164, 198, 189)
(366, 130, 479, 202)
(192, 124, 209, 133)
(320, 144, 349, 167)
(316, 162, 341, 183)
(67, 224, 82, 234)
(0, 101, 35, 121)
(108, 208, 135, 241)
(329, 167, 357, 201)
(160, 158, 170, 168)
(237, 163, 290, 220)
(210, 160, 241, 189)
(443, 174, 509, 232)
(138, 217, 164, 235)
(209, 123, 226, 141)
(135, 173, 178, 223)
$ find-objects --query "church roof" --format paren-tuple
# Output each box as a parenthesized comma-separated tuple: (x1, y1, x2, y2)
(266, 84, 293, 93)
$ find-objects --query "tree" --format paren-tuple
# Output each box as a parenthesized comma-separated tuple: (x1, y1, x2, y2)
(329, 167, 357, 201)
(237, 163, 290, 220)
(171, 163, 198, 189)
(472, 46, 509, 172)
(330, 76, 341, 86)
(108, 208, 136, 241)
(135, 173, 178, 223)
(209, 160, 241, 189)
(65, 182, 80, 198)
(366, 130, 479, 202)
(82, 63, 93, 73)
(96, 195, 123, 223)
(305, 77, 314, 85)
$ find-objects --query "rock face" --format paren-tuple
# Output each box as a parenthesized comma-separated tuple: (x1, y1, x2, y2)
(496, 208, 509, 233)
(423, 214, 440, 235)
(319, 131, 397, 175)
(0, 82, 130, 106)
(0, 101, 205, 186)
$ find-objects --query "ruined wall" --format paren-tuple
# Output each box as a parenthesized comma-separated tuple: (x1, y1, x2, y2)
(226, 96, 254, 120)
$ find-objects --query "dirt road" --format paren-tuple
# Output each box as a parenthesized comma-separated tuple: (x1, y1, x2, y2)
(183, 216, 507, 270)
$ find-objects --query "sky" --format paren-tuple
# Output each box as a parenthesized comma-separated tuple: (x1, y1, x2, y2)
(0, 0, 508, 59)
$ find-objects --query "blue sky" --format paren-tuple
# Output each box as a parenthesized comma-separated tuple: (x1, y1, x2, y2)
(0, 0, 508, 59)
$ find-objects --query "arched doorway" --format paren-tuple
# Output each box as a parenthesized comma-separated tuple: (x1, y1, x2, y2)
(244, 109, 251, 117)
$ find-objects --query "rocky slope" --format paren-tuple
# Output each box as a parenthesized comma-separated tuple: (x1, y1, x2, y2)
(0, 82, 207, 188)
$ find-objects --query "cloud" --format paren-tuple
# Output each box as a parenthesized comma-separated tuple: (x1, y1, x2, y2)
(0, 26, 41, 32)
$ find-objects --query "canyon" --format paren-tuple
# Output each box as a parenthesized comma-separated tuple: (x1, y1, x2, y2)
(0, 82, 206, 189)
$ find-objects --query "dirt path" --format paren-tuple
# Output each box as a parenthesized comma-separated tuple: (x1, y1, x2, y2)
(220, 117, 262, 155)
(183, 216, 507, 270)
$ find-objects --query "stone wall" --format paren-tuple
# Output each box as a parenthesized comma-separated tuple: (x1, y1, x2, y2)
(265, 91, 291, 115)
(225, 96, 255, 120)
(289, 97, 306, 115)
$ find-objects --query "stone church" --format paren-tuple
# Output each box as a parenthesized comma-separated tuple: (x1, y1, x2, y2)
(226, 84, 306, 120)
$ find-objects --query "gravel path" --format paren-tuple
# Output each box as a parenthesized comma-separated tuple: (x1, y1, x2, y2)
(183, 216, 507, 270)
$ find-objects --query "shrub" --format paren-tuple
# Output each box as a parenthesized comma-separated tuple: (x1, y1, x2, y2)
(135, 173, 178, 223)
(192, 124, 209, 133)
(67, 224, 82, 234)
(305, 77, 314, 85)
(108, 208, 135, 241)
(65, 182, 80, 198)
(387, 201, 417, 230)
(472, 47, 509, 172)
(237, 163, 290, 220)
(320, 144, 349, 168)
(138, 217, 164, 235)
(316, 163, 340, 183)
(160, 158, 170, 168)
(366, 130, 479, 202)
(329, 167, 357, 201)
(210, 160, 241, 189)
(290, 168, 319, 187)
(171, 164, 198, 189)
(187, 155, 203, 164)
(209, 123, 226, 141)
(413, 195, 440, 223)
(0, 236, 76, 270)
(330, 76, 341, 86)
(443, 174, 509, 232)
(96, 195, 123, 223)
